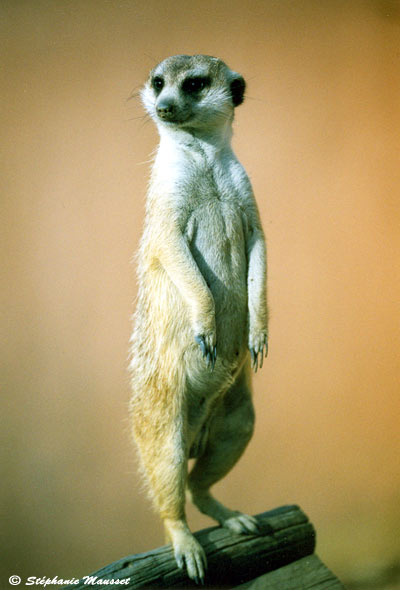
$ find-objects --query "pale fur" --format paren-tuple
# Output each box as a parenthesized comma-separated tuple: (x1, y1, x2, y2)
(129, 55, 268, 583)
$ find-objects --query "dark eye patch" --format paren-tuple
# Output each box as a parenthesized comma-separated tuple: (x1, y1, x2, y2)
(152, 76, 164, 94)
(182, 77, 210, 94)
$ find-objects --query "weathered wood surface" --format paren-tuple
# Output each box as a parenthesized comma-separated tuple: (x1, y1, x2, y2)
(65, 505, 316, 589)
(236, 554, 345, 589)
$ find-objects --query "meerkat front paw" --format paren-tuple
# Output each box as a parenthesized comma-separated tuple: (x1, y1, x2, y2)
(195, 333, 217, 370)
(193, 306, 217, 370)
(248, 328, 268, 372)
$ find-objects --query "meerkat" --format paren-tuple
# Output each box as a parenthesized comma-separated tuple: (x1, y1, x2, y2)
(129, 54, 268, 584)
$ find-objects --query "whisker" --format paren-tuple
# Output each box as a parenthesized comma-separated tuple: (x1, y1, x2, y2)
(139, 115, 152, 129)
(245, 95, 268, 105)
(127, 92, 141, 102)
(128, 113, 149, 122)
(127, 86, 142, 102)
(143, 52, 159, 67)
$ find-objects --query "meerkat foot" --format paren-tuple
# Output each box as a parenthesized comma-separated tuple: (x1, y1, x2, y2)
(222, 511, 260, 535)
(189, 490, 260, 536)
(174, 536, 207, 585)
(164, 518, 207, 584)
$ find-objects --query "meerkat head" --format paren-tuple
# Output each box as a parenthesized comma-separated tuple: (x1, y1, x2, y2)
(141, 55, 246, 132)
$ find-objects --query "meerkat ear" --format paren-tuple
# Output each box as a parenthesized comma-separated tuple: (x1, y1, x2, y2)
(230, 74, 246, 107)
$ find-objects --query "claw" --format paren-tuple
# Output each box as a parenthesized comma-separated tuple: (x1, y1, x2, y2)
(251, 345, 259, 372)
(210, 346, 217, 370)
(195, 335, 217, 370)
(249, 335, 268, 372)
(175, 553, 184, 570)
(195, 335, 207, 358)
(247, 516, 262, 534)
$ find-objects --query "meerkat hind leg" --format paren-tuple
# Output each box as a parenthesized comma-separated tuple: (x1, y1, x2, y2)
(154, 458, 207, 584)
(133, 413, 207, 583)
(188, 370, 260, 535)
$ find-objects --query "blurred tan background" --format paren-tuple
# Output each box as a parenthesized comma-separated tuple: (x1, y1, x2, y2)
(1, 0, 399, 587)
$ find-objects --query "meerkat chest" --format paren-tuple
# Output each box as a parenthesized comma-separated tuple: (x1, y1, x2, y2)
(185, 155, 250, 245)
(156, 138, 250, 204)
(189, 149, 248, 201)
(153, 139, 252, 253)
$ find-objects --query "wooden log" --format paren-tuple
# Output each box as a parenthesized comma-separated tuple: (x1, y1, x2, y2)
(236, 554, 345, 589)
(65, 505, 316, 589)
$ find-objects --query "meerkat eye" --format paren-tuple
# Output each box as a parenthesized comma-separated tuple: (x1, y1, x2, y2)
(182, 77, 210, 94)
(152, 76, 164, 93)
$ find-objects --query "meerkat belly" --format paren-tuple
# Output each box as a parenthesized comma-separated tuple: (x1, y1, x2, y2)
(190, 200, 248, 355)
(132, 200, 248, 400)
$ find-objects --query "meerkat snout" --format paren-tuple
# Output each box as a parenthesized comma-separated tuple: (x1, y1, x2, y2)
(156, 98, 176, 120)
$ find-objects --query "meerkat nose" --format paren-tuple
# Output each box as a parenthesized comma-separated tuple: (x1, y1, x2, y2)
(156, 100, 176, 119)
